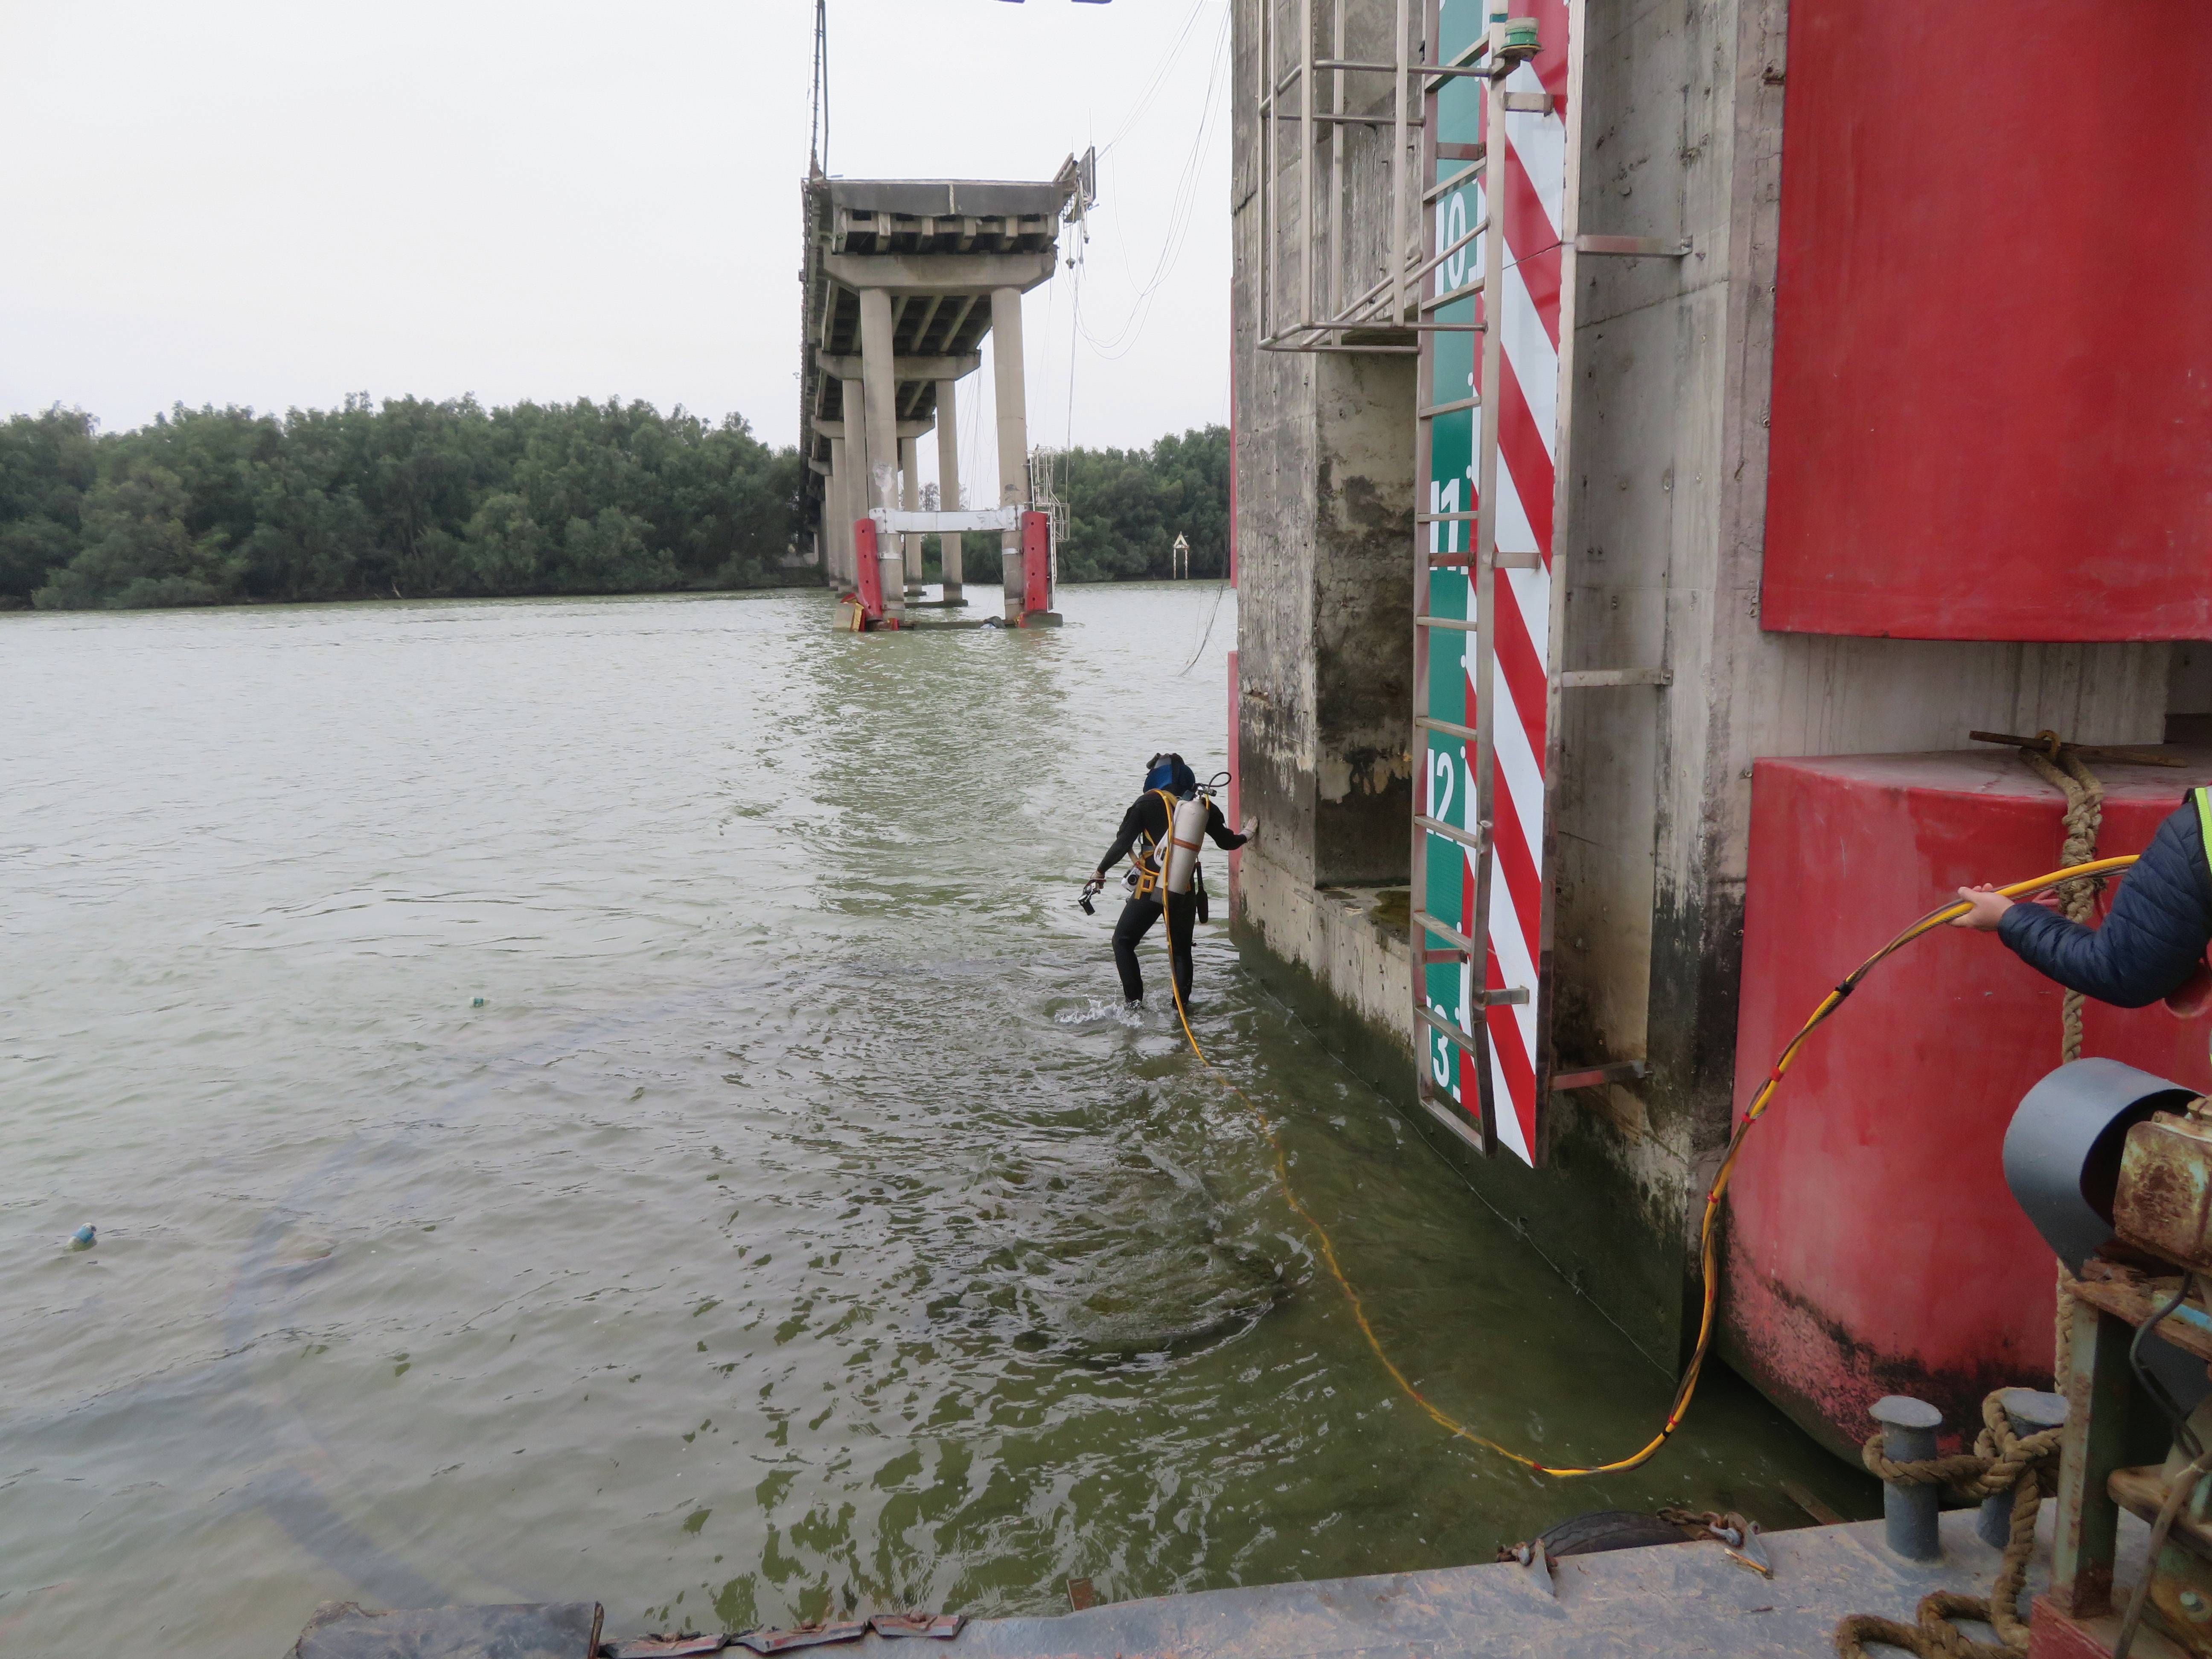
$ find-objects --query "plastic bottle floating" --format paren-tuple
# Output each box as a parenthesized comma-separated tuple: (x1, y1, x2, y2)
(70, 1224, 96, 1250)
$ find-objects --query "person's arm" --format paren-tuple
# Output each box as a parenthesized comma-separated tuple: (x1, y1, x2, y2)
(1954, 803, 2212, 1007)
(1094, 799, 1150, 879)
(1203, 798, 1249, 850)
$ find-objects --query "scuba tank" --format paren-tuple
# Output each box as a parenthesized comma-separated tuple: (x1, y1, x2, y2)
(1162, 794, 1210, 895)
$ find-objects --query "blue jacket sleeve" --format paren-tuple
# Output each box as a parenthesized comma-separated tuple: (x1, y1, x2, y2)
(1996, 800, 2212, 1007)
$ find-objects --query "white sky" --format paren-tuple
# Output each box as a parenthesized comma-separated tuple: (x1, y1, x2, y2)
(0, 0, 1231, 503)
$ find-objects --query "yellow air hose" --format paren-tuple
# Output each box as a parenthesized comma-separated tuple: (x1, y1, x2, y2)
(1164, 853, 2141, 1477)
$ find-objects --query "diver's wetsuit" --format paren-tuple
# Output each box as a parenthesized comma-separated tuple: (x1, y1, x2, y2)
(1097, 793, 1247, 1004)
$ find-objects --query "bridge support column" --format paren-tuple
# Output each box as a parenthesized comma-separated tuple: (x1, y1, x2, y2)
(899, 435, 924, 597)
(840, 375, 870, 582)
(858, 287, 905, 625)
(827, 435, 849, 583)
(936, 377, 964, 602)
(991, 286, 1028, 625)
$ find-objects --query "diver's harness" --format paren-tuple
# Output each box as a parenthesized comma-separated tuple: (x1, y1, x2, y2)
(1081, 780, 1224, 922)
(1124, 788, 1212, 920)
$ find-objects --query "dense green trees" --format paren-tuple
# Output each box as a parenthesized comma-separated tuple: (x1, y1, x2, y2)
(1054, 424, 1228, 582)
(0, 402, 1233, 610)
(0, 397, 805, 609)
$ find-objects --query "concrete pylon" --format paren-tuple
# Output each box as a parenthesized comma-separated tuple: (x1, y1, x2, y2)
(839, 375, 867, 585)
(857, 288, 905, 623)
(991, 286, 1028, 624)
(827, 435, 848, 582)
(935, 378, 964, 603)
(899, 435, 923, 598)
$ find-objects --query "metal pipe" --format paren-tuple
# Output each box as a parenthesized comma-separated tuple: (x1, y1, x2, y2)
(1423, 154, 1486, 204)
(1389, 0, 1410, 327)
(1328, 0, 1344, 325)
(1407, 0, 1444, 1138)
(1261, 0, 1275, 347)
(1299, 0, 1315, 340)
(1869, 1396, 1944, 1561)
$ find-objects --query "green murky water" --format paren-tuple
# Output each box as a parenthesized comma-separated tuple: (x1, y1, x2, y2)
(0, 585, 1865, 1652)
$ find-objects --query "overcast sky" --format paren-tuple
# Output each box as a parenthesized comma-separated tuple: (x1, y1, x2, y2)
(0, 0, 1230, 501)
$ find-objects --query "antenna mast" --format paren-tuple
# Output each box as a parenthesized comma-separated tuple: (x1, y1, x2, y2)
(809, 0, 831, 177)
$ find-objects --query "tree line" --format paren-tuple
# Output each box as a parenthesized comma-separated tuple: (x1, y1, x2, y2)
(0, 397, 804, 610)
(0, 400, 1231, 611)
(1051, 425, 1228, 583)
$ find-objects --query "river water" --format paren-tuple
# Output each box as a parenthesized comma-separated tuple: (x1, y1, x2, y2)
(0, 585, 1866, 1652)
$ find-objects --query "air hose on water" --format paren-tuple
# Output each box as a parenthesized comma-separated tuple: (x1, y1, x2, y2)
(1161, 852, 2142, 1478)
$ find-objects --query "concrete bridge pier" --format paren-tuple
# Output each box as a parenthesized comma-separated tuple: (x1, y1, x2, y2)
(936, 377, 964, 603)
(899, 437, 924, 598)
(857, 289, 906, 626)
(992, 286, 1030, 624)
(826, 434, 849, 583)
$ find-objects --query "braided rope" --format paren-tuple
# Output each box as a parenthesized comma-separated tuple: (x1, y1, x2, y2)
(2017, 740, 2105, 1387)
(1836, 1393, 2065, 1657)
(2018, 742, 2106, 1063)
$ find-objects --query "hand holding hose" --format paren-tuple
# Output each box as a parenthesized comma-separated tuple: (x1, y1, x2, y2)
(1951, 883, 2062, 931)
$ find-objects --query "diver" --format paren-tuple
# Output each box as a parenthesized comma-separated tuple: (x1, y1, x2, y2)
(1084, 753, 1249, 1008)
(1953, 785, 2212, 1013)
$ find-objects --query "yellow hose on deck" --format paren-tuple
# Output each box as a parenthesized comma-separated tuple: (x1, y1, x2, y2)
(1164, 853, 2140, 1478)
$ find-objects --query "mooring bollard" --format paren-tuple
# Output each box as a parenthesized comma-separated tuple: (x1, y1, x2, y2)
(1870, 1394, 1945, 1561)
(1976, 1388, 2068, 1548)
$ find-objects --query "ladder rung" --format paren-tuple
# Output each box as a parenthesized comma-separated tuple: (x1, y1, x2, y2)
(1416, 993, 1528, 1056)
(1417, 397, 1479, 419)
(1416, 714, 1477, 742)
(1553, 1059, 1646, 1092)
(1420, 277, 1487, 313)
(1417, 1002, 1482, 1054)
(1408, 217, 1488, 291)
(1423, 157, 1486, 204)
(1412, 908, 1477, 953)
(1561, 667, 1671, 687)
(1575, 234, 1691, 258)
(1415, 1083, 1489, 1155)
(1427, 550, 1540, 568)
(1416, 511, 1480, 523)
(1423, 64, 1496, 92)
(1415, 614, 1476, 632)
(1501, 91, 1554, 114)
(1421, 948, 1468, 965)
(1414, 812, 1487, 851)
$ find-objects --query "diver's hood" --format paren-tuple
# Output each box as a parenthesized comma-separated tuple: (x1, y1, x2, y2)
(1144, 754, 1197, 795)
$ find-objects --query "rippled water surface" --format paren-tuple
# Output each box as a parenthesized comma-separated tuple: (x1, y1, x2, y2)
(0, 585, 1865, 1652)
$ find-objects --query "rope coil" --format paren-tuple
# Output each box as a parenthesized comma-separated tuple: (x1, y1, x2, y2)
(1834, 1392, 2065, 1657)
